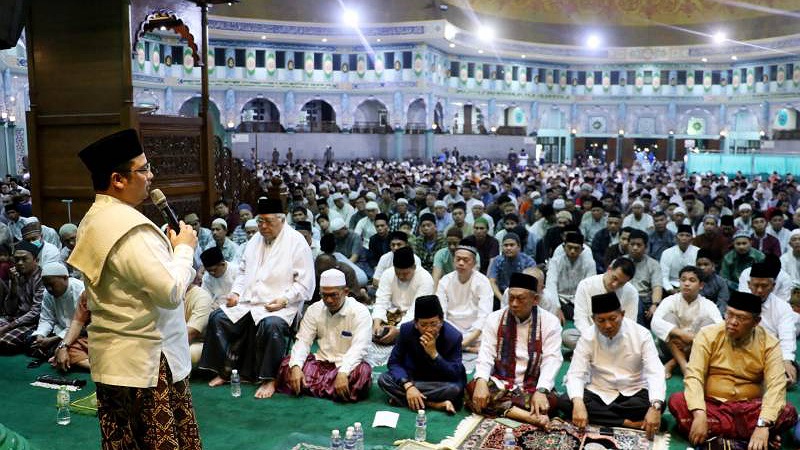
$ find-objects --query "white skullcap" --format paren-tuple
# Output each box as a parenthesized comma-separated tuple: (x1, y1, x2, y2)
(673, 207, 687, 215)
(553, 199, 566, 210)
(556, 210, 572, 221)
(738, 203, 752, 211)
(396, 198, 409, 205)
(348, 192, 359, 200)
(28, 216, 41, 224)
(366, 192, 377, 200)
(245, 219, 258, 229)
(41, 262, 69, 277)
(434, 200, 447, 208)
(331, 192, 344, 201)
(365, 201, 380, 211)
(473, 200, 485, 208)
(212, 218, 228, 229)
(631, 199, 645, 208)
(319, 268, 347, 287)
(791, 228, 800, 238)
(329, 217, 346, 232)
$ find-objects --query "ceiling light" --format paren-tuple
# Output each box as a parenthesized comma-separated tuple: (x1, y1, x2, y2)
(376, 38, 381, 42)
(159, 25, 167, 31)
(444, 23, 457, 41)
(701, 57, 708, 62)
(521, 54, 526, 58)
(478, 49, 484, 54)
(321, 38, 328, 42)
(712, 31, 726, 44)
(449, 43, 455, 48)
(586, 34, 601, 49)
(261, 35, 266, 40)
(342, 9, 359, 28)
(731, 55, 738, 60)
(477, 25, 495, 42)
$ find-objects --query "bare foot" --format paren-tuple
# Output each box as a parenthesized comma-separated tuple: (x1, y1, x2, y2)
(254, 381, 276, 399)
(664, 359, 676, 379)
(208, 376, 228, 387)
(427, 400, 456, 415)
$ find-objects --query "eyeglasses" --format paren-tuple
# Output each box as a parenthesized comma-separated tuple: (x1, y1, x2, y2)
(121, 163, 153, 174)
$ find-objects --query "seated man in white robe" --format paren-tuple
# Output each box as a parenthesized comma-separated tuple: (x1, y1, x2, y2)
(651, 265, 722, 379)
(368, 246, 433, 366)
(21, 222, 60, 266)
(543, 231, 597, 320)
(435, 242, 493, 353)
(27, 262, 84, 362)
(199, 197, 314, 399)
(559, 292, 666, 440)
(467, 272, 562, 426)
(562, 257, 639, 350)
(199, 247, 235, 306)
(372, 231, 421, 288)
(276, 269, 372, 402)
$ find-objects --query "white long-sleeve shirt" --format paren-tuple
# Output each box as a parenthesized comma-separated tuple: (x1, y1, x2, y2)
(779, 251, 800, 283)
(622, 213, 654, 232)
(373, 267, 433, 324)
(759, 293, 797, 361)
(572, 274, 639, 336)
(201, 264, 236, 305)
(650, 293, 723, 342)
(565, 318, 666, 405)
(32, 278, 84, 339)
(659, 245, 699, 289)
(474, 307, 563, 391)
(435, 270, 494, 335)
(232, 224, 315, 326)
(767, 227, 791, 254)
(544, 249, 597, 313)
(288, 296, 372, 374)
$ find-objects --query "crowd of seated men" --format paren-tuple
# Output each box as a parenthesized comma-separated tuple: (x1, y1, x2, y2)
(3, 156, 800, 447)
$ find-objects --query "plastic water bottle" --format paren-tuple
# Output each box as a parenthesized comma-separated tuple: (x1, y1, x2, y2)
(415, 409, 427, 442)
(230, 369, 241, 398)
(344, 427, 356, 450)
(56, 385, 71, 425)
(502, 427, 516, 450)
(353, 422, 364, 450)
(329, 429, 342, 450)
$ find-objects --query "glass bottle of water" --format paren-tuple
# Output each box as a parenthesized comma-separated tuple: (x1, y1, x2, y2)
(344, 427, 356, 450)
(502, 427, 516, 450)
(56, 385, 71, 425)
(230, 369, 241, 398)
(415, 409, 427, 442)
(330, 429, 342, 450)
(353, 422, 364, 450)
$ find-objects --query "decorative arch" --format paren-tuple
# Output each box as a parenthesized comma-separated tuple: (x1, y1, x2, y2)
(731, 108, 759, 132)
(239, 97, 282, 132)
(540, 105, 566, 130)
(433, 102, 444, 133)
(134, 9, 199, 65)
(406, 98, 426, 133)
(354, 99, 390, 134)
(300, 99, 338, 132)
(178, 96, 221, 122)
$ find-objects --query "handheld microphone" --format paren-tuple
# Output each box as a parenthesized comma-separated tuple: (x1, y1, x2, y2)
(149, 189, 181, 234)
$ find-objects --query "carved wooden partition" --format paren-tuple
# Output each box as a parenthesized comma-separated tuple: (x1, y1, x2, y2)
(213, 144, 261, 210)
(138, 114, 208, 224)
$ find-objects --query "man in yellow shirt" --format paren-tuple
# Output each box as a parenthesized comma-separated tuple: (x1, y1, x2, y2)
(667, 290, 797, 450)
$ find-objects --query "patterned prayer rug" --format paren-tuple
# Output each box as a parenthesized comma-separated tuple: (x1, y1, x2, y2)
(450, 416, 669, 450)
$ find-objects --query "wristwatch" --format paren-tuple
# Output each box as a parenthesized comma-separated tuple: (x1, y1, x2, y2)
(536, 387, 550, 395)
(650, 400, 664, 410)
(756, 418, 774, 428)
(56, 341, 67, 350)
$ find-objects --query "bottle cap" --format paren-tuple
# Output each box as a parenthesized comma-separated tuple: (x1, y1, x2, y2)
(354, 422, 361, 427)
(347, 426, 354, 432)
(345, 429, 353, 438)
(418, 409, 425, 414)
(332, 429, 340, 437)
(232, 369, 238, 374)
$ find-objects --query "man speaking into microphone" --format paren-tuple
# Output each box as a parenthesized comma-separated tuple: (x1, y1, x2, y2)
(68, 129, 202, 450)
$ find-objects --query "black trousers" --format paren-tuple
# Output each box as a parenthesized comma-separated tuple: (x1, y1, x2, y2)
(377, 372, 464, 410)
(557, 388, 651, 427)
(199, 309, 291, 381)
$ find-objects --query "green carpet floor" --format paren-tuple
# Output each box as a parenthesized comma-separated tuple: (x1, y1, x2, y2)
(0, 350, 797, 450)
